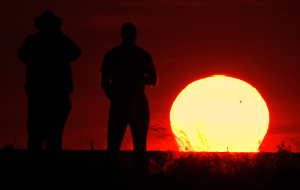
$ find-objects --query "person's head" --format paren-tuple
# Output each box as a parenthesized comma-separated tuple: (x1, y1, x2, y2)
(120, 23, 137, 45)
(34, 10, 62, 32)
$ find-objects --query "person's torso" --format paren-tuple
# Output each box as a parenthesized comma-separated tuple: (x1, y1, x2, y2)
(25, 32, 73, 95)
(108, 45, 149, 99)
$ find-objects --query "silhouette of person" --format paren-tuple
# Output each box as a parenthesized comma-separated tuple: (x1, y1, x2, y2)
(17, 10, 81, 158)
(101, 23, 157, 180)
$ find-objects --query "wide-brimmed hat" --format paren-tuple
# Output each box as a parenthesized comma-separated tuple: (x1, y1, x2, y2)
(34, 10, 62, 30)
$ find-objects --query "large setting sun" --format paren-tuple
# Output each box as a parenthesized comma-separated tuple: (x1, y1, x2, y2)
(170, 75, 269, 152)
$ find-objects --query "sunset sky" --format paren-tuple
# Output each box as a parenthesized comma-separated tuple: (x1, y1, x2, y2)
(1, 0, 300, 152)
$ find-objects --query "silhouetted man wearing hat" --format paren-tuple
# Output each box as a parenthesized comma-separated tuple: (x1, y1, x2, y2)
(101, 23, 157, 181)
(18, 10, 81, 158)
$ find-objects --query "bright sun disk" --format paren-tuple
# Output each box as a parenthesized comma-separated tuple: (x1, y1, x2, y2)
(170, 75, 269, 152)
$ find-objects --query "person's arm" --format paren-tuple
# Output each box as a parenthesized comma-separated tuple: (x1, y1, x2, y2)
(59, 32, 81, 62)
(69, 43, 81, 62)
(144, 52, 157, 86)
(101, 53, 113, 101)
(17, 35, 35, 63)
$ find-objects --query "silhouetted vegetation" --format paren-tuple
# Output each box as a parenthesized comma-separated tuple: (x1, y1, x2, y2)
(1, 142, 300, 190)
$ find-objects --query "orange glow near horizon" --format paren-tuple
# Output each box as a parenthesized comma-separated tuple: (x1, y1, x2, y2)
(170, 75, 269, 152)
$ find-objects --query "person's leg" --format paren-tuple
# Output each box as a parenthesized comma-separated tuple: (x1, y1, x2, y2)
(130, 94, 150, 178)
(130, 120, 149, 176)
(46, 95, 71, 157)
(27, 96, 47, 153)
(105, 101, 129, 169)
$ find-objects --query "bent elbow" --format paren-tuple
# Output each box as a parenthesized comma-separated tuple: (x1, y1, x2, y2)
(17, 50, 28, 63)
(146, 74, 158, 86)
(152, 73, 158, 86)
(71, 48, 81, 62)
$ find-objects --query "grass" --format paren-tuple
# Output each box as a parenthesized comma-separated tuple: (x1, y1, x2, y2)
(1, 144, 300, 190)
(2, 125, 300, 190)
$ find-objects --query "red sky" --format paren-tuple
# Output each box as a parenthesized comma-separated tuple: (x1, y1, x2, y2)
(1, 0, 300, 152)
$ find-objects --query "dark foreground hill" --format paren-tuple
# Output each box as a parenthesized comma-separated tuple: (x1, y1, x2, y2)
(1, 149, 300, 190)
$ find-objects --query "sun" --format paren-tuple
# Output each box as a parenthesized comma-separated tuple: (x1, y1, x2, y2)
(170, 75, 269, 152)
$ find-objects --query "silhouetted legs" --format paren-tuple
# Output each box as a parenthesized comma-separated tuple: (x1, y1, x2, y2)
(27, 94, 71, 157)
(105, 94, 150, 178)
(105, 119, 127, 169)
(131, 120, 149, 177)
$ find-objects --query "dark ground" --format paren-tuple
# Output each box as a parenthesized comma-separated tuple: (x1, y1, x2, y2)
(1, 149, 300, 190)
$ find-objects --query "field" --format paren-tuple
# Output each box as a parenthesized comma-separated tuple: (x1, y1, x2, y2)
(1, 145, 300, 190)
